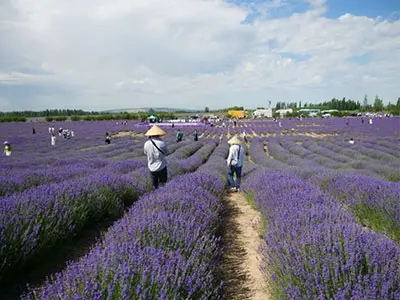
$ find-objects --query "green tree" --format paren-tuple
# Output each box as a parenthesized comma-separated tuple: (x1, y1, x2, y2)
(373, 95, 384, 112)
(204, 106, 209, 113)
(363, 94, 368, 108)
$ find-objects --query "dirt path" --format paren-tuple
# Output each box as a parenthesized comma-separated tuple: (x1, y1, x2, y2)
(219, 192, 270, 300)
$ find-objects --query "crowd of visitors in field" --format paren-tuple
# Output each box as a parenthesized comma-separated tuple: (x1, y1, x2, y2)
(2, 114, 381, 191)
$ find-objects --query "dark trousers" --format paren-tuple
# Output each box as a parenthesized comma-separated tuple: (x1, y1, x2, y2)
(150, 167, 168, 189)
(228, 165, 242, 188)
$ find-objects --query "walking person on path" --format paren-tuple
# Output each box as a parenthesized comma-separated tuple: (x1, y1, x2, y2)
(227, 135, 245, 192)
(242, 130, 248, 143)
(144, 125, 168, 189)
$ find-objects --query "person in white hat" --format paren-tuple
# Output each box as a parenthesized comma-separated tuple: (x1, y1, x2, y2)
(227, 135, 245, 192)
(144, 125, 168, 189)
(3, 141, 12, 156)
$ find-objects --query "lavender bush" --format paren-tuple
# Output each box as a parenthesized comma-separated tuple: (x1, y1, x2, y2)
(243, 170, 400, 299)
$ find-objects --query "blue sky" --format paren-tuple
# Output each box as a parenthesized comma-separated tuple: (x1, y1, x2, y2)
(233, 0, 400, 21)
(0, 0, 399, 111)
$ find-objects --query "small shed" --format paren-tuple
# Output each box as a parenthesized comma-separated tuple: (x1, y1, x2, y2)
(275, 109, 293, 117)
(253, 109, 272, 118)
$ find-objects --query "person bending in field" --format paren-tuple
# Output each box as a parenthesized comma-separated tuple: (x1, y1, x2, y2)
(144, 125, 168, 189)
(3, 141, 12, 156)
(105, 132, 111, 144)
(176, 129, 183, 142)
(193, 129, 199, 141)
(227, 135, 245, 192)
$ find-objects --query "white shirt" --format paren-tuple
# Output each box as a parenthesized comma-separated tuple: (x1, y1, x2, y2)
(144, 138, 168, 172)
(227, 144, 245, 167)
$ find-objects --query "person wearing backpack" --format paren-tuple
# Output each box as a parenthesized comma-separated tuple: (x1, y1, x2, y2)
(227, 135, 245, 192)
(144, 125, 168, 189)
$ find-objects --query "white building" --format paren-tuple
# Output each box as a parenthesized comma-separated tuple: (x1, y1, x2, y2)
(253, 108, 273, 118)
(275, 108, 293, 117)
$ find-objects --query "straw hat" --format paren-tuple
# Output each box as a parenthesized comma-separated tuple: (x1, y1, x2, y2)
(228, 135, 243, 145)
(145, 125, 166, 136)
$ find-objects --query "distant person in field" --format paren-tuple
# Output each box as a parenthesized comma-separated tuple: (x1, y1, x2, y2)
(349, 138, 355, 144)
(49, 127, 56, 146)
(144, 125, 168, 189)
(193, 129, 199, 141)
(227, 135, 245, 192)
(242, 130, 248, 143)
(369, 118, 373, 125)
(32, 127, 36, 134)
(105, 132, 111, 144)
(176, 129, 183, 142)
(3, 141, 12, 156)
(58, 128, 63, 136)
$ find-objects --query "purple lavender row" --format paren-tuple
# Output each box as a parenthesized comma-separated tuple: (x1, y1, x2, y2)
(0, 140, 218, 282)
(0, 158, 147, 198)
(360, 140, 400, 158)
(0, 164, 149, 281)
(292, 168, 400, 241)
(317, 140, 400, 181)
(0, 138, 199, 198)
(242, 170, 400, 299)
(22, 144, 228, 299)
(248, 137, 288, 169)
(278, 140, 347, 170)
(321, 174, 400, 243)
(331, 139, 400, 166)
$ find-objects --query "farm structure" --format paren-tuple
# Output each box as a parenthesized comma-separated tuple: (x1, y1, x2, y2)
(228, 110, 248, 119)
(253, 108, 272, 118)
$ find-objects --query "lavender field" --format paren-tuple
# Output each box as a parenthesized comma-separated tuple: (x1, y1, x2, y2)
(0, 117, 399, 299)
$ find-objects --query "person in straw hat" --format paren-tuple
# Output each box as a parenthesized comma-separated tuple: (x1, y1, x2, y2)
(144, 125, 168, 189)
(227, 135, 245, 192)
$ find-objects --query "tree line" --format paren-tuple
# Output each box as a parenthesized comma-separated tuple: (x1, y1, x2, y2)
(275, 96, 399, 115)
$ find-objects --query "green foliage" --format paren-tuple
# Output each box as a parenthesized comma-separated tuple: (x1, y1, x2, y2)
(45, 116, 54, 122)
(70, 115, 82, 121)
(0, 109, 98, 118)
(0, 117, 26, 122)
(204, 106, 210, 113)
(53, 116, 67, 121)
(373, 95, 384, 112)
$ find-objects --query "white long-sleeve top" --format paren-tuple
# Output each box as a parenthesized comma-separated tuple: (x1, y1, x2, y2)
(144, 138, 168, 172)
(227, 144, 245, 167)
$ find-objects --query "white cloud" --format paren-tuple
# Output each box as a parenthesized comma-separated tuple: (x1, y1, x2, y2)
(0, 0, 399, 111)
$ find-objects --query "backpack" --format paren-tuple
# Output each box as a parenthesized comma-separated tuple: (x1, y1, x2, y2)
(230, 145, 240, 166)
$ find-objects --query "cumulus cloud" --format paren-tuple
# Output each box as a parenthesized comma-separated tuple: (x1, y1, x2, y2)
(0, 0, 399, 111)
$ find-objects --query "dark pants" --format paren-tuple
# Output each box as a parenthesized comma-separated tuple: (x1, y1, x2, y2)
(228, 165, 242, 188)
(150, 167, 168, 189)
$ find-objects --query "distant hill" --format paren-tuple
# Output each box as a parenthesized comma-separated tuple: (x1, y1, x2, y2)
(102, 107, 196, 113)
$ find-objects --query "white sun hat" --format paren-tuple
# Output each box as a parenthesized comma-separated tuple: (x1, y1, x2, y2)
(228, 135, 243, 145)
